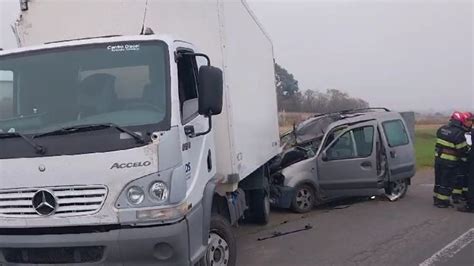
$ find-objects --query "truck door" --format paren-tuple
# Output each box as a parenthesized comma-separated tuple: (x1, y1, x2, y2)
(317, 121, 382, 198)
(175, 46, 215, 191)
(380, 119, 416, 181)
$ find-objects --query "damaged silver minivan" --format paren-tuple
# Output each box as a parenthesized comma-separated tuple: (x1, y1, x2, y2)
(270, 108, 416, 213)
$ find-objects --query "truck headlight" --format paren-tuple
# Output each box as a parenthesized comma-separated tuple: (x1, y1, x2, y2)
(116, 172, 175, 209)
(127, 186, 145, 205)
(115, 170, 189, 224)
(149, 181, 169, 203)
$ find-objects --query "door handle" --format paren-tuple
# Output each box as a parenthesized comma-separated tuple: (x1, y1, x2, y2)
(361, 161, 372, 168)
(390, 150, 396, 158)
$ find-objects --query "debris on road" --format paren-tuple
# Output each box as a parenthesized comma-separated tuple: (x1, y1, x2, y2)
(332, 204, 351, 210)
(257, 224, 313, 241)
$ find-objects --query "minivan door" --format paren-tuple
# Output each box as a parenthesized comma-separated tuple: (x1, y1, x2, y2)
(317, 121, 383, 199)
(380, 118, 416, 181)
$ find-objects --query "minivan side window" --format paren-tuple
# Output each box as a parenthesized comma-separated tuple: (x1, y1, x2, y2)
(323, 126, 347, 149)
(326, 126, 374, 160)
(327, 130, 355, 160)
(382, 120, 409, 147)
(353, 126, 374, 157)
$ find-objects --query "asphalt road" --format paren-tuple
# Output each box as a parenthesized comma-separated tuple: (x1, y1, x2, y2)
(235, 169, 474, 266)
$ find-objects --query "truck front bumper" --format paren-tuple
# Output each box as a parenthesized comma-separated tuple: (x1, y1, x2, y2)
(0, 217, 205, 265)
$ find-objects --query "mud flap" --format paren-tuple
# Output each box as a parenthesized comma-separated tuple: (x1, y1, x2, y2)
(269, 185, 295, 209)
(227, 188, 247, 225)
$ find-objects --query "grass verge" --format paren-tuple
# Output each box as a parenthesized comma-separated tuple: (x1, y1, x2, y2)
(415, 125, 439, 169)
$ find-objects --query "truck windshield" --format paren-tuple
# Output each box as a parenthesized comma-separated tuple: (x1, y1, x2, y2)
(0, 41, 169, 135)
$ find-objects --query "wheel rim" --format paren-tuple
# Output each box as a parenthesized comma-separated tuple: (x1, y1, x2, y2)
(387, 180, 406, 200)
(296, 187, 312, 210)
(207, 232, 230, 266)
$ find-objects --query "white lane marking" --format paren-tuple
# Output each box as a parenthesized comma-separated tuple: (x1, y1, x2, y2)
(419, 228, 474, 266)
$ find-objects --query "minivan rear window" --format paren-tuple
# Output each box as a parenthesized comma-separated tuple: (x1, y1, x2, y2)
(382, 120, 409, 147)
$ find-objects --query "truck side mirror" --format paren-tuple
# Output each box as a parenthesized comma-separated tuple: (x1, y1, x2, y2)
(198, 65, 223, 117)
(187, 65, 223, 138)
(176, 52, 223, 118)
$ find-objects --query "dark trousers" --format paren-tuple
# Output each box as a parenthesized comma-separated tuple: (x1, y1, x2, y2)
(453, 163, 469, 198)
(434, 162, 456, 203)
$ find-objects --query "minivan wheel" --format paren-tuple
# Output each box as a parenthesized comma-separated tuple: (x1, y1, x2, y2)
(204, 215, 236, 266)
(291, 184, 315, 213)
(385, 179, 408, 201)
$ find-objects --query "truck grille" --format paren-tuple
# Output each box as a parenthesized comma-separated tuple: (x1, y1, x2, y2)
(0, 186, 108, 218)
(2, 246, 105, 264)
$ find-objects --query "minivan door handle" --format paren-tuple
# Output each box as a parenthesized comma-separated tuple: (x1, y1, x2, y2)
(390, 150, 396, 158)
(361, 161, 372, 168)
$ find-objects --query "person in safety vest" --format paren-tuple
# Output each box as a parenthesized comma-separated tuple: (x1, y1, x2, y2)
(433, 112, 470, 208)
(458, 114, 473, 213)
(452, 112, 473, 203)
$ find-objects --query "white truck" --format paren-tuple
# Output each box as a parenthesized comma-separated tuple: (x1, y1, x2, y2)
(0, 1, 280, 265)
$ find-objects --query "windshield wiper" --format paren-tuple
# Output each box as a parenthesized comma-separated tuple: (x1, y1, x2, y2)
(0, 132, 46, 154)
(34, 123, 146, 144)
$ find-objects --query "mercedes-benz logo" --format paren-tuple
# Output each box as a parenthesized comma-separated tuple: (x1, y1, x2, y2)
(32, 190, 57, 216)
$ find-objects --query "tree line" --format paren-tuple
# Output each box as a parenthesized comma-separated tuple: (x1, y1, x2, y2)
(275, 63, 369, 113)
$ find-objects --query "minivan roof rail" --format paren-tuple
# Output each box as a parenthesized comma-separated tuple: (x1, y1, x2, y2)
(44, 35, 122, 44)
(313, 107, 390, 118)
(341, 107, 391, 114)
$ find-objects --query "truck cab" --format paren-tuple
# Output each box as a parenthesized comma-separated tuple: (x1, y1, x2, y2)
(1, 1, 282, 264)
(0, 34, 226, 265)
(271, 109, 416, 213)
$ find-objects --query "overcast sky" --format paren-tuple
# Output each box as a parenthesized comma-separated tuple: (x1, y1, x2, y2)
(0, 0, 18, 49)
(1, 0, 472, 111)
(246, 0, 473, 112)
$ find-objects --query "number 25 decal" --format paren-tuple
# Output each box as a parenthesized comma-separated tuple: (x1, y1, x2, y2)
(185, 162, 191, 173)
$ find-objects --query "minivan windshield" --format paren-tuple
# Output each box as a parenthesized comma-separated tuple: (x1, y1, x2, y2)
(0, 41, 170, 135)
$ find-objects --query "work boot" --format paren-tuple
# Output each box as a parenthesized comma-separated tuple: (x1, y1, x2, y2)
(452, 194, 461, 204)
(457, 205, 474, 213)
(435, 203, 449, 208)
(434, 200, 453, 208)
(433, 197, 451, 207)
(433, 197, 440, 206)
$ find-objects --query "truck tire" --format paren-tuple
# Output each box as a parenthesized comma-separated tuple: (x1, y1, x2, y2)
(204, 215, 237, 266)
(291, 184, 315, 213)
(249, 189, 270, 225)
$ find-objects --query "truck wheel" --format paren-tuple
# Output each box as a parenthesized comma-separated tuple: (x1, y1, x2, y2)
(385, 179, 408, 201)
(291, 184, 315, 213)
(250, 190, 270, 225)
(205, 215, 237, 266)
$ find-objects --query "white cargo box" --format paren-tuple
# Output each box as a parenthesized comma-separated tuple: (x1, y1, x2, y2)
(14, 0, 281, 183)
